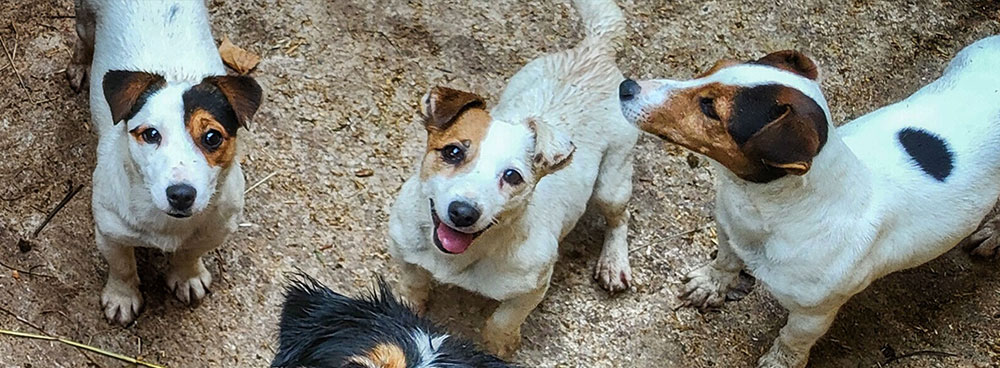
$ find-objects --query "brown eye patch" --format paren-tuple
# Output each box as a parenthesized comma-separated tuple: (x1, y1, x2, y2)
(419, 108, 492, 179)
(186, 108, 236, 167)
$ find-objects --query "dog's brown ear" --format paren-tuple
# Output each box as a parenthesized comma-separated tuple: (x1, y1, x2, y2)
(754, 50, 819, 80)
(103, 70, 166, 124)
(527, 117, 575, 175)
(420, 86, 485, 131)
(731, 85, 828, 177)
(203, 76, 263, 129)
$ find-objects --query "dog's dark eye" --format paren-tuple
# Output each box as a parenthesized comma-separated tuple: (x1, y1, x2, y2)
(502, 169, 523, 185)
(202, 130, 223, 150)
(441, 144, 465, 165)
(699, 97, 720, 120)
(140, 128, 161, 145)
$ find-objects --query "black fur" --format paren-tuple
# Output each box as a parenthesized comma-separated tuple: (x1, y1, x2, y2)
(182, 81, 241, 136)
(728, 85, 791, 145)
(897, 127, 953, 182)
(273, 274, 515, 368)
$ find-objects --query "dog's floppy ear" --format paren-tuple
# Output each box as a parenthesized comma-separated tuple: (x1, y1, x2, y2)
(753, 50, 819, 80)
(732, 85, 828, 177)
(202, 76, 263, 129)
(103, 70, 166, 124)
(527, 117, 575, 175)
(420, 86, 485, 131)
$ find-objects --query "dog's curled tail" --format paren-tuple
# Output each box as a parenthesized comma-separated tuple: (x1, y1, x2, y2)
(573, 0, 626, 54)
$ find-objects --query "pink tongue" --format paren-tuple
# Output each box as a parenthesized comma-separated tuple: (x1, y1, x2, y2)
(437, 223, 474, 254)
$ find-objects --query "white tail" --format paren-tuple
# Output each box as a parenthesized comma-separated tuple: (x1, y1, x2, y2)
(572, 0, 626, 54)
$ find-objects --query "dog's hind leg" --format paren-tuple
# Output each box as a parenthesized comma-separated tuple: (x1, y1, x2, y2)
(66, 0, 95, 91)
(97, 231, 144, 326)
(590, 148, 634, 293)
(758, 306, 840, 368)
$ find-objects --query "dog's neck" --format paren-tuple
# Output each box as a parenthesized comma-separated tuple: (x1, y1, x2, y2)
(716, 127, 874, 221)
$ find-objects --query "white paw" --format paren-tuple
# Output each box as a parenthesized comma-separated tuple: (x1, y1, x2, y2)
(679, 263, 753, 311)
(101, 279, 143, 326)
(167, 260, 212, 306)
(594, 251, 632, 293)
(758, 340, 808, 368)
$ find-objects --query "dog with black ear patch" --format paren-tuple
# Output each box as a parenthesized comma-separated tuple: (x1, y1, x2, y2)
(272, 274, 515, 368)
(620, 35, 1000, 368)
(68, 0, 262, 325)
(388, 0, 638, 357)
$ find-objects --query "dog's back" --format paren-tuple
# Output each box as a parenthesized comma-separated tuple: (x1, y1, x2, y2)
(837, 35, 1000, 269)
(273, 275, 514, 368)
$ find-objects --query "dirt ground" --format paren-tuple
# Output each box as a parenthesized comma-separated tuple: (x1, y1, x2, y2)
(1, 0, 999, 367)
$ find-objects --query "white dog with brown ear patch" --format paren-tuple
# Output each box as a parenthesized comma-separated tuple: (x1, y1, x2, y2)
(68, 0, 262, 325)
(388, 0, 638, 357)
(620, 36, 1000, 367)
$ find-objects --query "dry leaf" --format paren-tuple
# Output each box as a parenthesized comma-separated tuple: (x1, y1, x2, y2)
(11, 270, 20, 280)
(218, 36, 260, 75)
(355, 169, 374, 177)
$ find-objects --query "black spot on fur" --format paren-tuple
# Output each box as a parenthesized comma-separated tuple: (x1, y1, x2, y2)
(898, 128, 953, 182)
(182, 81, 240, 136)
(272, 274, 515, 368)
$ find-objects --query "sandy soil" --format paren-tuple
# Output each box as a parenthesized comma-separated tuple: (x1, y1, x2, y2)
(1, 0, 998, 367)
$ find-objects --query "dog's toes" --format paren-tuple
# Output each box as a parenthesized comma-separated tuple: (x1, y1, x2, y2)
(65, 64, 89, 92)
(725, 270, 756, 301)
(594, 254, 632, 293)
(962, 217, 1000, 258)
(167, 261, 212, 306)
(101, 283, 143, 326)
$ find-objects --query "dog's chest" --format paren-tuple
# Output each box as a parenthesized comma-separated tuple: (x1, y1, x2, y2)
(412, 246, 550, 301)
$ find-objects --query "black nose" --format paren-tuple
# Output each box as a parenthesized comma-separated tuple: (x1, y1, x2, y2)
(166, 184, 196, 211)
(448, 201, 481, 228)
(619, 79, 640, 101)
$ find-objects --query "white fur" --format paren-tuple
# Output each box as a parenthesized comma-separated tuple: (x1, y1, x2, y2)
(388, 0, 638, 356)
(625, 36, 1000, 368)
(77, 0, 245, 325)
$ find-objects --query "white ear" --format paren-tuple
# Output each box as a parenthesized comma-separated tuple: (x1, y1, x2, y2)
(527, 117, 575, 175)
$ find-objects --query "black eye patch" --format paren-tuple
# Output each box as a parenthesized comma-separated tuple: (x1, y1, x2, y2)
(182, 82, 240, 136)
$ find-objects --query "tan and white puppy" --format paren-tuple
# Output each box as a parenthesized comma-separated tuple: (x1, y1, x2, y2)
(388, 0, 637, 356)
(620, 36, 1000, 368)
(69, 0, 262, 325)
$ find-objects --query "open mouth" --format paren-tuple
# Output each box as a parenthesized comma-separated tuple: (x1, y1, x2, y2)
(429, 199, 490, 255)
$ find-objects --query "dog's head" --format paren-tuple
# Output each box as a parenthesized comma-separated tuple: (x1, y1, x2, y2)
(619, 51, 831, 183)
(103, 71, 262, 218)
(416, 86, 575, 254)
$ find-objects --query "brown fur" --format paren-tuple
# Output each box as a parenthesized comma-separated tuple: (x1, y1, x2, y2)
(638, 78, 827, 183)
(202, 76, 263, 128)
(103, 71, 165, 124)
(187, 108, 237, 168)
(348, 343, 407, 368)
(421, 86, 485, 132)
(753, 50, 819, 80)
(419, 92, 493, 180)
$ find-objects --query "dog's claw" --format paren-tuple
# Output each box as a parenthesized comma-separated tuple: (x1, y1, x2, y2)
(678, 264, 754, 311)
(101, 280, 143, 326)
(962, 216, 1000, 258)
(167, 260, 212, 306)
(594, 250, 633, 293)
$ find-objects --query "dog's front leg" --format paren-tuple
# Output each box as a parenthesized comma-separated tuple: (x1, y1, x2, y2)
(97, 231, 143, 326)
(167, 230, 226, 306)
(758, 306, 839, 368)
(680, 226, 753, 310)
(397, 261, 432, 314)
(483, 280, 550, 359)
